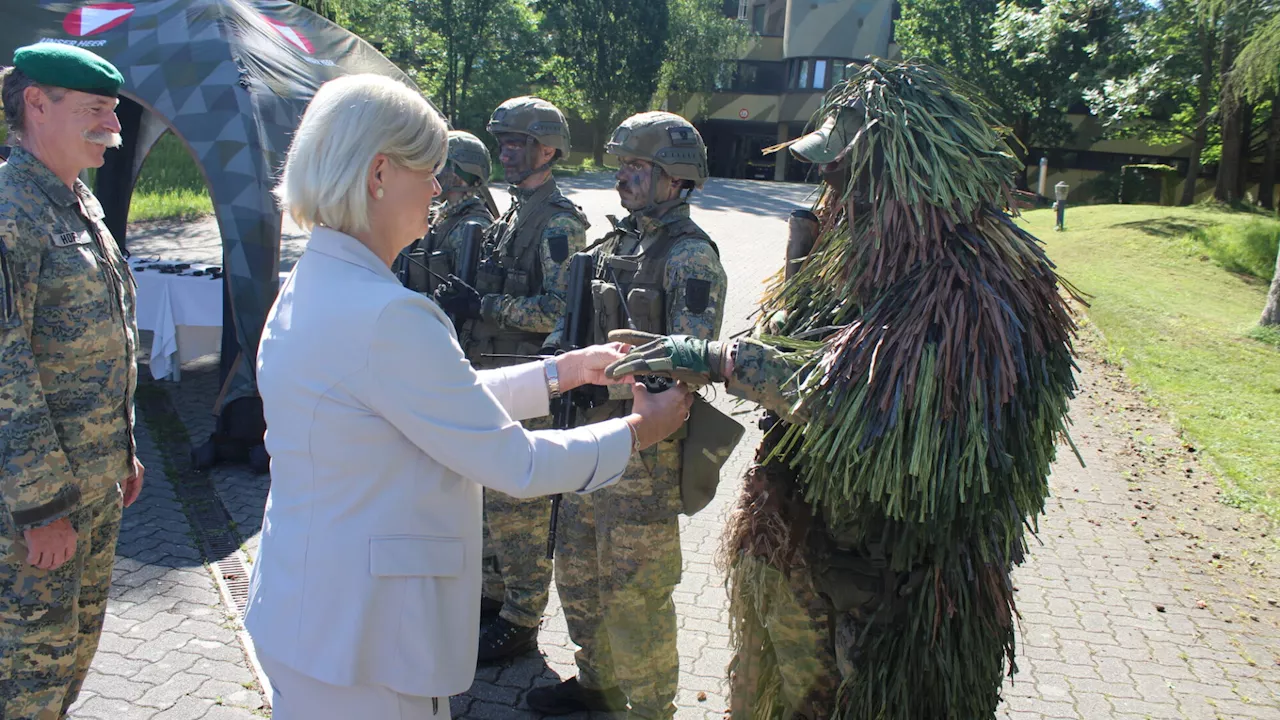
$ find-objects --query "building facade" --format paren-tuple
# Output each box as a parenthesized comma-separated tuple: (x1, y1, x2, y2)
(673, 0, 898, 183)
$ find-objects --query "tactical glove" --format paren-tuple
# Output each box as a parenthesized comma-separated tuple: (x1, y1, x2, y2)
(604, 330, 729, 386)
(433, 274, 482, 321)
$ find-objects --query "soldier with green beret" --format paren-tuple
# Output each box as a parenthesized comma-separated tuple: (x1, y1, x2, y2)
(1, 43, 143, 718)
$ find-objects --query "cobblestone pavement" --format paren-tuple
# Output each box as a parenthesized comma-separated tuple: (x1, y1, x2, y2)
(80, 172, 1280, 720)
(64, 400, 265, 719)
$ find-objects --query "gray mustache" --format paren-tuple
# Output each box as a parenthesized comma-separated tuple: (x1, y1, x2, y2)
(83, 130, 123, 148)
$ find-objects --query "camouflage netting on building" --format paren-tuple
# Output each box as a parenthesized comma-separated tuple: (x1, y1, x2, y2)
(725, 59, 1083, 719)
(2, 0, 440, 445)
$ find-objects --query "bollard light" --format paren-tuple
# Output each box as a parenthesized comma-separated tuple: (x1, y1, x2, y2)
(1053, 181, 1069, 231)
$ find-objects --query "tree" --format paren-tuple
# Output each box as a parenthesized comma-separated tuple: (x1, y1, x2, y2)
(1084, 0, 1221, 205)
(345, 0, 545, 133)
(896, 0, 1147, 183)
(537, 0, 671, 164)
(1263, 247, 1280, 325)
(1231, 11, 1280, 209)
(653, 0, 750, 111)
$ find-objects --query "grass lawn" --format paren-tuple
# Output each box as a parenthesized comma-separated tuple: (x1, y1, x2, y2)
(1014, 204, 1280, 522)
(127, 132, 213, 222)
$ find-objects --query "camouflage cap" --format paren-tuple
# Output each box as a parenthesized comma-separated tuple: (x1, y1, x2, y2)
(486, 96, 570, 155)
(443, 130, 491, 186)
(12, 43, 123, 98)
(789, 112, 857, 165)
(606, 111, 708, 189)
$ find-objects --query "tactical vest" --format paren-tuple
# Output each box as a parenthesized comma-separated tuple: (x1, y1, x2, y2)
(583, 211, 717, 421)
(401, 197, 492, 294)
(467, 179, 588, 365)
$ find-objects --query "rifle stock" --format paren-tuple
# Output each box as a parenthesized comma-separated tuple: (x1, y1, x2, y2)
(547, 251, 596, 560)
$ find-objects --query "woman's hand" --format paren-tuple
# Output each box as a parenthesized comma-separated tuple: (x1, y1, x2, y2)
(625, 381, 694, 451)
(554, 342, 632, 391)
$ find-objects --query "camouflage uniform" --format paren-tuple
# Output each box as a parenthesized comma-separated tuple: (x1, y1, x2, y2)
(558, 194, 726, 717)
(397, 130, 496, 297)
(0, 147, 138, 719)
(467, 176, 588, 630)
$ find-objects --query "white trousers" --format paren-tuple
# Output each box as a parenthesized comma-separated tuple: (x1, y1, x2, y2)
(259, 655, 451, 720)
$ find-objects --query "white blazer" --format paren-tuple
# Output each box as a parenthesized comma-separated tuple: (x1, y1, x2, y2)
(243, 226, 632, 699)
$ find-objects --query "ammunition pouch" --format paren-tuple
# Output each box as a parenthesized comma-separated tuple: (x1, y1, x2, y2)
(590, 280, 623, 345)
(626, 286, 663, 336)
(474, 260, 505, 295)
(503, 268, 533, 297)
(679, 396, 745, 516)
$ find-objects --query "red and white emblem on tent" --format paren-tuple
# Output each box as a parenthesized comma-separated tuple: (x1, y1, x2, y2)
(63, 2, 135, 37)
(263, 17, 315, 54)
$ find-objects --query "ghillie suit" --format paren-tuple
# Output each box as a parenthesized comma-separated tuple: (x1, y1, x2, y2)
(719, 59, 1084, 720)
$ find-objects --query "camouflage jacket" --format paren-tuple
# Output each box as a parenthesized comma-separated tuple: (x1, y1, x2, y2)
(476, 177, 587, 337)
(0, 147, 138, 532)
(725, 337, 811, 425)
(430, 195, 494, 267)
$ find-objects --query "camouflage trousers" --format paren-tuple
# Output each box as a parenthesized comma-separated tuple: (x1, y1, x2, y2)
(480, 514, 505, 604)
(556, 439, 684, 720)
(0, 486, 123, 720)
(728, 556, 840, 720)
(484, 415, 554, 628)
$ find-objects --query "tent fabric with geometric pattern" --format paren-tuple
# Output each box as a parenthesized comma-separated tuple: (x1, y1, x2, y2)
(2, 0, 440, 461)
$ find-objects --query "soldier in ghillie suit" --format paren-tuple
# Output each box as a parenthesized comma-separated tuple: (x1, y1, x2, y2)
(607, 59, 1082, 719)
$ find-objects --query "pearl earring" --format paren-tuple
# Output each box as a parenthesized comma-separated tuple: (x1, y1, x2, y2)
(375, 187, 385, 199)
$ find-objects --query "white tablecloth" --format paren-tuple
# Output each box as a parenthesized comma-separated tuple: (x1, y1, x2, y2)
(129, 258, 226, 379)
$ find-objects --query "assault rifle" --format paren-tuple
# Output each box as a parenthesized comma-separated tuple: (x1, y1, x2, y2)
(546, 251, 596, 560)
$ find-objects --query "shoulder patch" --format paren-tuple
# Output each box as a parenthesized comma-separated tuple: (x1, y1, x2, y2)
(685, 278, 712, 314)
(547, 232, 570, 263)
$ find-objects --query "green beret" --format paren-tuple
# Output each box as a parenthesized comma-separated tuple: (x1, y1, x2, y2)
(12, 43, 123, 98)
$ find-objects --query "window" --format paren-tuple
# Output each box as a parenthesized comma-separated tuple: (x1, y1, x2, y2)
(751, 4, 766, 33)
(788, 58, 856, 90)
(717, 61, 785, 93)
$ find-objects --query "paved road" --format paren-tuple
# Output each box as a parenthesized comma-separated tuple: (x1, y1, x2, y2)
(70, 172, 1279, 720)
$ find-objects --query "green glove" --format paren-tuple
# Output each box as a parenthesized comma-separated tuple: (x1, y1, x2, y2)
(605, 330, 728, 385)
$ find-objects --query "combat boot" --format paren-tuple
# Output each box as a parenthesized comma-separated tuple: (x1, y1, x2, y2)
(476, 616, 538, 664)
(525, 677, 628, 715)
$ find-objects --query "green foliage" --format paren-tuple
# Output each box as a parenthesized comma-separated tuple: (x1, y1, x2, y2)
(655, 0, 750, 105)
(1246, 323, 1280, 347)
(1181, 218, 1280, 280)
(1029, 203, 1280, 521)
(344, 0, 545, 134)
(1232, 12, 1280, 101)
(537, 0, 670, 161)
(897, 0, 1148, 156)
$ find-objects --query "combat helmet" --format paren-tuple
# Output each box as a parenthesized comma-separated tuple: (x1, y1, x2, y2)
(486, 96, 570, 156)
(605, 111, 708, 189)
(439, 130, 491, 192)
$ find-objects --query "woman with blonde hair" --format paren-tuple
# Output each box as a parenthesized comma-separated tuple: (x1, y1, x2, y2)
(243, 73, 692, 720)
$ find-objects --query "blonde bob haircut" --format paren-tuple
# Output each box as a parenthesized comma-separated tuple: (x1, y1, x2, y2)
(275, 73, 448, 235)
